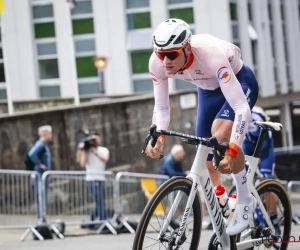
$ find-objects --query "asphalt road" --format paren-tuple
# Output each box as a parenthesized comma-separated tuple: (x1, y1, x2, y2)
(1, 225, 300, 250)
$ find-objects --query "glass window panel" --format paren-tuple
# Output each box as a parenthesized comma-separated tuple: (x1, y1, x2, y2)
(37, 43, 57, 56)
(34, 22, 55, 38)
(72, 18, 94, 35)
(32, 5, 53, 19)
(79, 83, 101, 95)
(127, 12, 151, 30)
(0, 48, 3, 59)
(133, 79, 153, 92)
(131, 51, 152, 74)
(0, 63, 5, 82)
(75, 39, 95, 53)
(230, 3, 238, 21)
(38, 59, 59, 79)
(280, 4, 284, 20)
(0, 89, 6, 99)
(76, 57, 98, 78)
(248, 3, 252, 21)
(168, 0, 192, 4)
(169, 8, 194, 24)
(232, 23, 239, 39)
(268, 4, 272, 20)
(175, 79, 197, 90)
(126, 0, 149, 9)
(0, 27, 2, 42)
(71, 1, 92, 15)
(40, 86, 61, 98)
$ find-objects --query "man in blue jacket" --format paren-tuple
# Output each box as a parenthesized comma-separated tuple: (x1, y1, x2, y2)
(29, 125, 52, 220)
(161, 144, 189, 177)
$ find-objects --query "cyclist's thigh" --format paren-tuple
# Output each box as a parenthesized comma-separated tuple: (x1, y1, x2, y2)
(196, 87, 226, 160)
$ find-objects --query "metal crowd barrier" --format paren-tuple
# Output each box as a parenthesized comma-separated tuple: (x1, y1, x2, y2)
(0, 169, 44, 239)
(41, 171, 117, 235)
(114, 172, 170, 233)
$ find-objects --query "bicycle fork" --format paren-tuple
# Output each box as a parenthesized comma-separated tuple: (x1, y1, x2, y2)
(157, 180, 197, 245)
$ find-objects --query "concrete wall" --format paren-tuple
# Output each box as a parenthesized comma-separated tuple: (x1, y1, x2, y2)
(0, 91, 198, 174)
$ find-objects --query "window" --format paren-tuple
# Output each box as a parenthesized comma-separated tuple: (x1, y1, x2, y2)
(280, 3, 284, 20)
(37, 43, 57, 56)
(232, 24, 239, 39)
(133, 79, 153, 92)
(230, 3, 238, 21)
(34, 22, 55, 38)
(168, 0, 192, 4)
(40, 86, 61, 98)
(79, 82, 102, 95)
(71, 0, 92, 15)
(0, 62, 5, 82)
(126, 0, 149, 9)
(131, 51, 152, 74)
(72, 18, 94, 35)
(169, 8, 194, 24)
(32, 3, 60, 97)
(127, 12, 151, 30)
(175, 79, 197, 90)
(75, 39, 95, 53)
(38, 59, 59, 79)
(268, 3, 272, 21)
(248, 3, 252, 21)
(76, 57, 98, 78)
(32, 4, 53, 19)
(0, 89, 6, 99)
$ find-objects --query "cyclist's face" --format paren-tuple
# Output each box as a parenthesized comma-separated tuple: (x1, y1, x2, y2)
(161, 44, 191, 74)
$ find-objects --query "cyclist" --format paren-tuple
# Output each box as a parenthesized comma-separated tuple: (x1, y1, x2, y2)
(242, 106, 281, 235)
(145, 18, 259, 235)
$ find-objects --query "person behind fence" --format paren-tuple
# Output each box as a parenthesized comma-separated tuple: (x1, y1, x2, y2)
(28, 125, 52, 220)
(78, 132, 109, 223)
(161, 144, 189, 177)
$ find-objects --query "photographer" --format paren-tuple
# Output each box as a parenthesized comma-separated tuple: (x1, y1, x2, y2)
(78, 132, 109, 223)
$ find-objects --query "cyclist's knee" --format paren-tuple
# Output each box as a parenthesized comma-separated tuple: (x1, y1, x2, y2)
(211, 119, 233, 142)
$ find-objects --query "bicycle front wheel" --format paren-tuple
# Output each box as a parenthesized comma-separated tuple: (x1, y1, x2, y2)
(132, 177, 202, 250)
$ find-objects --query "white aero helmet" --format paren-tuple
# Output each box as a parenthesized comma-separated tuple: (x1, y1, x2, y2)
(152, 19, 192, 50)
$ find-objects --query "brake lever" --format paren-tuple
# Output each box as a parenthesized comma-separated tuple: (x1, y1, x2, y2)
(209, 137, 228, 170)
(141, 125, 164, 159)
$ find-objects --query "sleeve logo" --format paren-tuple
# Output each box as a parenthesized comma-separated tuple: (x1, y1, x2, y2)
(217, 66, 232, 84)
(151, 77, 161, 86)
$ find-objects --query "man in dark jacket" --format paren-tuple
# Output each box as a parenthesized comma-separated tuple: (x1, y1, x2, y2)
(161, 144, 189, 177)
(29, 125, 52, 220)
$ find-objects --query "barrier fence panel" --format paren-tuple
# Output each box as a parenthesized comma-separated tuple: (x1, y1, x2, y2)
(41, 171, 117, 234)
(0, 170, 42, 230)
(115, 172, 170, 220)
(288, 181, 300, 215)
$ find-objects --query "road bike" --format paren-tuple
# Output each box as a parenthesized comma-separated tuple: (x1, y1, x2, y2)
(132, 121, 291, 250)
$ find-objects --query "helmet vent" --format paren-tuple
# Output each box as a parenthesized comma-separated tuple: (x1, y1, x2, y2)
(173, 30, 187, 44)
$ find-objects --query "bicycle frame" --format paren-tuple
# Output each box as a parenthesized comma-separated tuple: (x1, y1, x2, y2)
(157, 143, 276, 250)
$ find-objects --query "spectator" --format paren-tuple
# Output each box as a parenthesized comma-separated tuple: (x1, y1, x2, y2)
(161, 144, 189, 177)
(28, 125, 52, 221)
(79, 132, 109, 223)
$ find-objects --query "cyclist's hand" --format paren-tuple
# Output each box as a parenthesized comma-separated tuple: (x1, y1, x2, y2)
(145, 138, 164, 158)
(217, 154, 233, 174)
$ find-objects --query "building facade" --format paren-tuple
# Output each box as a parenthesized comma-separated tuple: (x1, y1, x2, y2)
(0, 0, 299, 146)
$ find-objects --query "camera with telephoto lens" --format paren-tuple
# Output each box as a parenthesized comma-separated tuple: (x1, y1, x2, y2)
(81, 136, 97, 150)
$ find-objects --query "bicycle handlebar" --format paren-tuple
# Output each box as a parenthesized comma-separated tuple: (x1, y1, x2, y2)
(141, 124, 228, 168)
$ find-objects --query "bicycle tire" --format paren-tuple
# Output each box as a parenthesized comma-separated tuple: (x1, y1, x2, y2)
(132, 177, 202, 250)
(237, 179, 292, 250)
